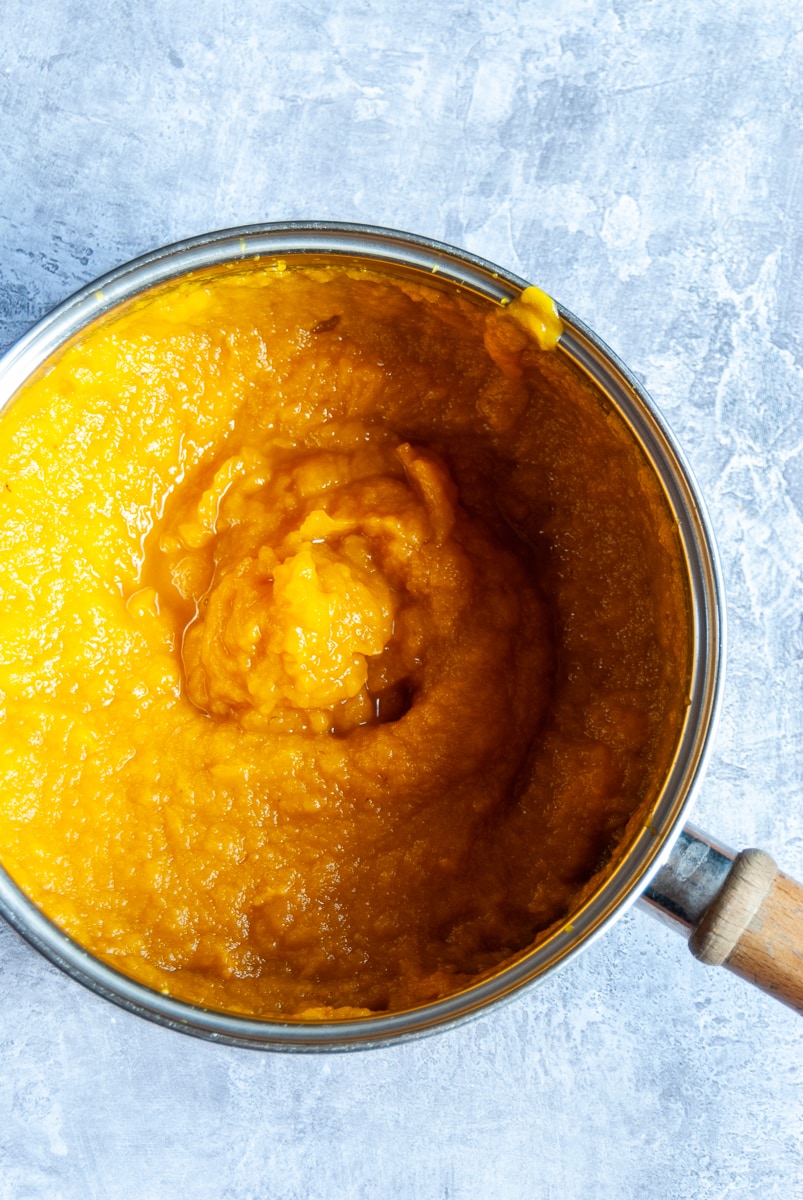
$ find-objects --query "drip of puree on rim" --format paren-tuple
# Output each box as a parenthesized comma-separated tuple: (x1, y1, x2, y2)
(0, 262, 689, 1017)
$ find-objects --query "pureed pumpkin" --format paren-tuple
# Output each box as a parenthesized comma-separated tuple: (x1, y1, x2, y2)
(0, 260, 689, 1018)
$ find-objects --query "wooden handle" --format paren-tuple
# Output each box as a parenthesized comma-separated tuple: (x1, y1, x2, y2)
(689, 849, 803, 1012)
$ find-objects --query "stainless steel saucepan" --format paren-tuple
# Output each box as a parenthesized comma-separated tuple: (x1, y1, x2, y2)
(0, 222, 800, 1049)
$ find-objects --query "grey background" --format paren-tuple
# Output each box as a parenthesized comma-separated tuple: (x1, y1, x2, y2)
(2, 1, 802, 1197)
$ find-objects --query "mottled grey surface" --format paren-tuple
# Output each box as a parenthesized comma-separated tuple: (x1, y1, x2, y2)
(1, 1, 803, 1196)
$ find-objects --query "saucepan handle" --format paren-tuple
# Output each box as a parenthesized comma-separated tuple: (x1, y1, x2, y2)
(640, 825, 803, 1013)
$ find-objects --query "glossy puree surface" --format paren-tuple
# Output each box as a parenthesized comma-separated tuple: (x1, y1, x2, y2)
(0, 262, 689, 1016)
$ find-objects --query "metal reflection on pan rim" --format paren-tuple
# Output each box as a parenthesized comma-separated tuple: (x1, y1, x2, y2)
(0, 222, 725, 1050)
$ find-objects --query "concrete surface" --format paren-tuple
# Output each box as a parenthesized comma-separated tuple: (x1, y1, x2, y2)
(1, 1, 802, 1196)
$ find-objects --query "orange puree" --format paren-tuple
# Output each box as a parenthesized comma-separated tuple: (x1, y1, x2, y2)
(0, 262, 689, 1016)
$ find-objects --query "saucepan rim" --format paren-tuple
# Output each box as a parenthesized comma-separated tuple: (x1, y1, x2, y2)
(0, 221, 725, 1049)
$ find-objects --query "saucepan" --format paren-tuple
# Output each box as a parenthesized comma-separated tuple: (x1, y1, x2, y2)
(0, 221, 799, 1050)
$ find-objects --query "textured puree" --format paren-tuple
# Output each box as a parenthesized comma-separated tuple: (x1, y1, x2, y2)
(0, 262, 689, 1017)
